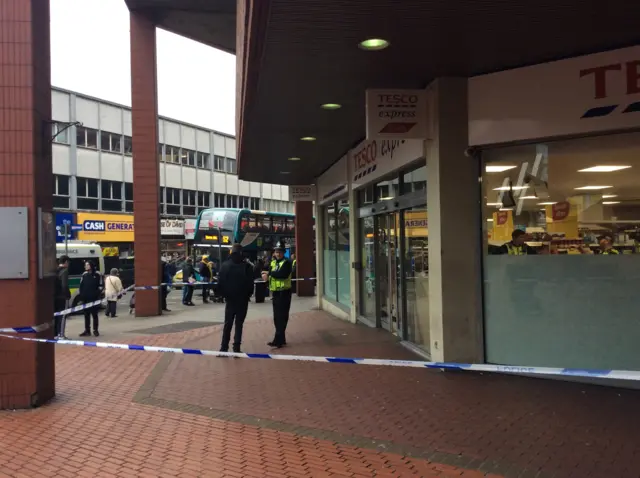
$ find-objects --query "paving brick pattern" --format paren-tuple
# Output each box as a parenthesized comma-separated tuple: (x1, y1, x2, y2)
(0, 313, 500, 478)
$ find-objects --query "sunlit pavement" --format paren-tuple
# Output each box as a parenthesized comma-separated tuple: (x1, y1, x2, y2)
(1, 297, 640, 477)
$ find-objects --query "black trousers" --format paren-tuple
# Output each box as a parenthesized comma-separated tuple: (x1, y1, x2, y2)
(54, 298, 67, 336)
(84, 305, 99, 332)
(271, 289, 292, 346)
(106, 300, 117, 317)
(201, 284, 210, 301)
(161, 286, 168, 310)
(183, 285, 194, 304)
(220, 300, 249, 351)
(254, 282, 266, 303)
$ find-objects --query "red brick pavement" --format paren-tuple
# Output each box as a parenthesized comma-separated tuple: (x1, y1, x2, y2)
(0, 312, 503, 478)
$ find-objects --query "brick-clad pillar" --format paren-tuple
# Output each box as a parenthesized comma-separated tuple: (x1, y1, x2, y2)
(0, 0, 55, 409)
(130, 12, 161, 316)
(294, 201, 315, 296)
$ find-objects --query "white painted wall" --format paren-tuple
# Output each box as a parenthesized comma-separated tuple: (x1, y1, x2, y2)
(52, 144, 71, 175)
(100, 153, 124, 181)
(52, 91, 70, 122)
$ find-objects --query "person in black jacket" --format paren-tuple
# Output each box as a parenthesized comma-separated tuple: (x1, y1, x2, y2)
(79, 261, 102, 337)
(54, 255, 71, 339)
(218, 243, 255, 352)
(198, 256, 212, 303)
(182, 257, 196, 306)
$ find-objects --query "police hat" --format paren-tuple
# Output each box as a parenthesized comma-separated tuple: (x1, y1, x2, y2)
(274, 241, 286, 251)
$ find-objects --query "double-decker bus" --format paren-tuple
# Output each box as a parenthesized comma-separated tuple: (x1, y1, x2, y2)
(193, 208, 306, 262)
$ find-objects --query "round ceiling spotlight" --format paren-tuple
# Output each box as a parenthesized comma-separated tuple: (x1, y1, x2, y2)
(359, 38, 390, 51)
(321, 103, 342, 110)
(300, 136, 316, 142)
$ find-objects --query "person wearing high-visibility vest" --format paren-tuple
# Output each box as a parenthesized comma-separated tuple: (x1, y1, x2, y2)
(498, 229, 537, 256)
(261, 242, 293, 348)
(599, 236, 619, 255)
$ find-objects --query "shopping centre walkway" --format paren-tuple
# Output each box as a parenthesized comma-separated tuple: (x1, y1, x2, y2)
(1, 298, 639, 478)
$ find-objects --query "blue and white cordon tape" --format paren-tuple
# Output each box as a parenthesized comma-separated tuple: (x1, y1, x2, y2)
(53, 284, 136, 317)
(134, 277, 317, 290)
(0, 333, 639, 381)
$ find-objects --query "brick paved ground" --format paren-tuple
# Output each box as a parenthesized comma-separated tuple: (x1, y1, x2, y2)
(1, 307, 640, 477)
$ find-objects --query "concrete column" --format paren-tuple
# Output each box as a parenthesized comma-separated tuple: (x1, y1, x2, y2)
(426, 78, 484, 363)
(294, 201, 315, 296)
(130, 12, 161, 316)
(0, 0, 55, 409)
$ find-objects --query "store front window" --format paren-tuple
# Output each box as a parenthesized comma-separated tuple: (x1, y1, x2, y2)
(322, 199, 351, 307)
(482, 131, 640, 370)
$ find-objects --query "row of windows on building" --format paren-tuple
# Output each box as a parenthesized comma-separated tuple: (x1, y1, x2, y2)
(51, 123, 238, 174)
(53, 174, 261, 216)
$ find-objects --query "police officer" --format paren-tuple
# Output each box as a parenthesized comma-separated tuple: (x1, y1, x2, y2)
(498, 229, 537, 255)
(262, 242, 293, 348)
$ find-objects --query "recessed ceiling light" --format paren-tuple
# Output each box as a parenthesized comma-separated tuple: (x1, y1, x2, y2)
(602, 194, 617, 198)
(321, 103, 341, 110)
(578, 165, 631, 172)
(575, 185, 613, 190)
(487, 202, 503, 207)
(300, 136, 316, 142)
(538, 202, 557, 205)
(359, 38, 390, 51)
(280, 171, 290, 174)
(487, 218, 494, 222)
(519, 196, 538, 200)
(602, 201, 620, 205)
(493, 186, 528, 191)
(486, 165, 517, 173)
(288, 157, 301, 161)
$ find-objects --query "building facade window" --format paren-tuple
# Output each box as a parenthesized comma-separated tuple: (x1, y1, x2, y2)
(250, 197, 260, 210)
(125, 183, 134, 212)
(123, 135, 133, 155)
(100, 131, 122, 154)
(226, 158, 237, 174)
(197, 191, 210, 214)
(165, 145, 180, 164)
(76, 126, 98, 149)
(183, 189, 197, 216)
(165, 187, 181, 215)
(197, 152, 210, 169)
(157, 144, 164, 163)
(51, 122, 69, 144)
(214, 193, 225, 207)
(101, 180, 123, 212)
(213, 155, 225, 171)
(76, 177, 99, 210)
(226, 195, 238, 208)
(53, 174, 70, 209)
(181, 148, 196, 167)
(239, 196, 250, 209)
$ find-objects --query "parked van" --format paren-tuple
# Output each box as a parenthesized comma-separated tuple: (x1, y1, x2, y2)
(56, 242, 105, 307)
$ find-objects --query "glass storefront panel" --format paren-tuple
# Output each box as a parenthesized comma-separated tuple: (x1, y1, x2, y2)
(483, 131, 640, 370)
(322, 204, 337, 301)
(359, 216, 376, 323)
(403, 206, 429, 350)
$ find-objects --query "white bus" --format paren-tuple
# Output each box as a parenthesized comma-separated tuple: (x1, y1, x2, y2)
(56, 242, 105, 307)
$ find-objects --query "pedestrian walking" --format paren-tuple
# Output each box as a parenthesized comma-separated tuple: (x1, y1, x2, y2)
(199, 255, 212, 303)
(262, 242, 293, 348)
(218, 244, 255, 352)
(79, 261, 103, 337)
(104, 268, 123, 318)
(182, 257, 196, 306)
(54, 255, 71, 339)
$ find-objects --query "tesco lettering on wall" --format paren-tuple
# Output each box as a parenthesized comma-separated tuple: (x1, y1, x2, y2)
(366, 89, 430, 140)
(289, 185, 316, 202)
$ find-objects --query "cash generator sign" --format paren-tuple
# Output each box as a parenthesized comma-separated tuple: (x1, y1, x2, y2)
(77, 213, 134, 242)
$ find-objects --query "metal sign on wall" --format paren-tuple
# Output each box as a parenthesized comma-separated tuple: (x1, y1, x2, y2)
(366, 89, 430, 140)
(161, 219, 185, 236)
(289, 185, 316, 202)
(469, 45, 640, 145)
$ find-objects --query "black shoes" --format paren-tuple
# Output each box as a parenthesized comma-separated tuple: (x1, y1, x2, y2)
(79, 331, 91, 337)
(93, 330, 100, 337)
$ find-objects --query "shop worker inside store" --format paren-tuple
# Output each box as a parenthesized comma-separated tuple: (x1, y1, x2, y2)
(498, 229, 538, 256)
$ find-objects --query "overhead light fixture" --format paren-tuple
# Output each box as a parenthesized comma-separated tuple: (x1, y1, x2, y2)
(378, 196, 393, 201)
(485, 165, 517, 173)
(578, 165, 631, 172)
(321, 103, 341, 110)
(575, 185, 613, 190)
(300, 136, 316, 142)
(288, 157, 301, 161)
(280, 171, 291, 175)
(486, 218, 494, 222)
(602, 194, 617, 198)
(487, 202, 503, 207)
(603, 201, 620, 205)
(537, 202, 557, 206)
(499, 208, 513, 211)
(493, 186, 528, 191)
(358, 38, 390, 51)
(519, 196, 538, 200)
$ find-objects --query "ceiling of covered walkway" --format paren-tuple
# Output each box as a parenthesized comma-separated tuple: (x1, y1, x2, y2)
(126, 0, 640, 185)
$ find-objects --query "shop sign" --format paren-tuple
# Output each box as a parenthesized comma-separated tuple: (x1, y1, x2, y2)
(350, 138, 424, 189)
(365, 89, 430, 140)
(496, 211, 509, 225)
(469, 45, 640, 145)
(102, 246, 119, 257)
(551, 202, 571, 221)
(316, 154, 349, 206)
(76, 213, 134, 242)
(161, 219, 185, 236)
(184, 219, 196, 240)
(289, 185, 316, 202)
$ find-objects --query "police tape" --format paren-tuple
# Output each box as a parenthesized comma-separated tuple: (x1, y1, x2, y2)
(0, 333, 639, 381)
(0, 323, 52, 334)
(53, 285, 136, 317)
(134, 277, 317, 290)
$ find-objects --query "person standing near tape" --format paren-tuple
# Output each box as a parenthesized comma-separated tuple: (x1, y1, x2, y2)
(54, 255, 71, 339)
(262, 241, 293, 348)
(79, 261, 103, 337)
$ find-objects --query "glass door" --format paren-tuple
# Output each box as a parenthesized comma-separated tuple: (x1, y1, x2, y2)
(376, 213, 402, 334)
